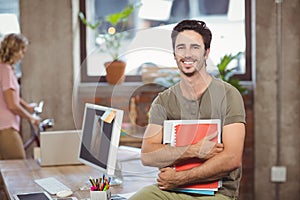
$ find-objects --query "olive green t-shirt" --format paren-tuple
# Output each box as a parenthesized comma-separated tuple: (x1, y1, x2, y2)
(149, 77, 246, 198)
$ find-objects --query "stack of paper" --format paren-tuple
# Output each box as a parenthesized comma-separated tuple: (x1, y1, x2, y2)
(163, 119, 222, 195)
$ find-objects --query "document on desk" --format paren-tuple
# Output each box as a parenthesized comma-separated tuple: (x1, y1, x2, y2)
(112, 192, 135, 199)
(117, 146, 141, 162)
(121, 159, 158, 178)
(117, 146, 158, 178)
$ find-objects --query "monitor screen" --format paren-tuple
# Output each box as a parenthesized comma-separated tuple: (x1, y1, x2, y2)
(78, 103, 124, 175)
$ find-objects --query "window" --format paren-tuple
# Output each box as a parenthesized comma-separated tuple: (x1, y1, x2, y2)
(0, 0, 22, 78)
(79, 0, 252, 82)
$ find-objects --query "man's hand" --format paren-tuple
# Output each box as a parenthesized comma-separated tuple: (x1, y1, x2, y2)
(190, 131, 224, 160)
(157, 167, 181, 190)
(202, 142, 224, 160)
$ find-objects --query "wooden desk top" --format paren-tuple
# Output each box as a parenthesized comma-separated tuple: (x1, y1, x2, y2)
(0, 159, 157, 200)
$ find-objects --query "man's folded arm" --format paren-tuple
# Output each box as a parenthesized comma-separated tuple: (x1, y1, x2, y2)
(140, 123, 224, 168)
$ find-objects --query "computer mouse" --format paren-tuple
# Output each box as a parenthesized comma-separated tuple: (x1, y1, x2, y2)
(56, 190, 73, 198)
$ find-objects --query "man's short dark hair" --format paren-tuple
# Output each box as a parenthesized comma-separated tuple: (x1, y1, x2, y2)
(171, 20, 212, 51)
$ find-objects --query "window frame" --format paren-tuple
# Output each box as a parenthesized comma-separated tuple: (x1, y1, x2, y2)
(79, 0, 252, 83)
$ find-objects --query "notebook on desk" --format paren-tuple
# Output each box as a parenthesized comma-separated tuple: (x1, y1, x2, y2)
(38, 130, 82, 166)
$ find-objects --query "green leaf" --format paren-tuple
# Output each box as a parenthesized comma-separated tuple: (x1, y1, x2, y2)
(79, 2, 141, 60)
(216, 52, 247, 94)
(78, 12, 101, 30)
(105, 4, 135, 26)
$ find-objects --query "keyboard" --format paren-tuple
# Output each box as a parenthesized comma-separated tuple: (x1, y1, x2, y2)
(34, 177, 71, 195)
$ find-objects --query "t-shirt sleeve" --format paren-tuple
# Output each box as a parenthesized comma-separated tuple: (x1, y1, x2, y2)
(223, 87, 246, 126)
(148, 95, 167, 126)
(1, 66, 17, 92)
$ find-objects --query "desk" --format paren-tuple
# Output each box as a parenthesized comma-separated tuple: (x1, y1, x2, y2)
(0, 159, 157, 200)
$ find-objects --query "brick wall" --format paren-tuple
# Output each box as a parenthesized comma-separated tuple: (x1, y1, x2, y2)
(239, 90, 254, 200)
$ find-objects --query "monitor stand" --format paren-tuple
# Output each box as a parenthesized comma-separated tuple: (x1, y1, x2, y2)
(110, 161, 123, 185)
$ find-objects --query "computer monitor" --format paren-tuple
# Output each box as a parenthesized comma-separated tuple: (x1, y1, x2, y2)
(78, 103, 124, 176)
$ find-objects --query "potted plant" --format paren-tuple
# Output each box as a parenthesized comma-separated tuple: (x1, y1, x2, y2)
(216, 52, 248, 94)
(79, 3, 139, 84)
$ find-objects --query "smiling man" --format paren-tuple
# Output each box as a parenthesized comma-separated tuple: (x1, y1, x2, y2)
(129, 20, 246, 200)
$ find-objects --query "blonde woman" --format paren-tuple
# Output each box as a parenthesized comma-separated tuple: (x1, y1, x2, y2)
(0, 33, 40, 159)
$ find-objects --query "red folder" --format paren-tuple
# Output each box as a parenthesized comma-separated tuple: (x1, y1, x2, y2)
(173, 123, 220, 190)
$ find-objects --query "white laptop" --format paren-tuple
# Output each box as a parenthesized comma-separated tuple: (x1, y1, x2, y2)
(38, 130, 82, 166)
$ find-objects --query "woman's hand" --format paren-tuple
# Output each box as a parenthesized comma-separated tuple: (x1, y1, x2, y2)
(27, 102, 37, 114)
(30, 116, 41, 127)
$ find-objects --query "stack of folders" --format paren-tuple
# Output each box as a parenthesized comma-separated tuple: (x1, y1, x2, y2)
(163, 119, 222, 195)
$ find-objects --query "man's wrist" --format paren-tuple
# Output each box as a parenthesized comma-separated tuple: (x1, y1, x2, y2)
(187, 144, 200, 159)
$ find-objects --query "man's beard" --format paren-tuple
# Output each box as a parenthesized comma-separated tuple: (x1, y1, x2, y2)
(179, 62, 204, 77)
(181, 69, 196, 77)
(177, 56, 206, 77)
